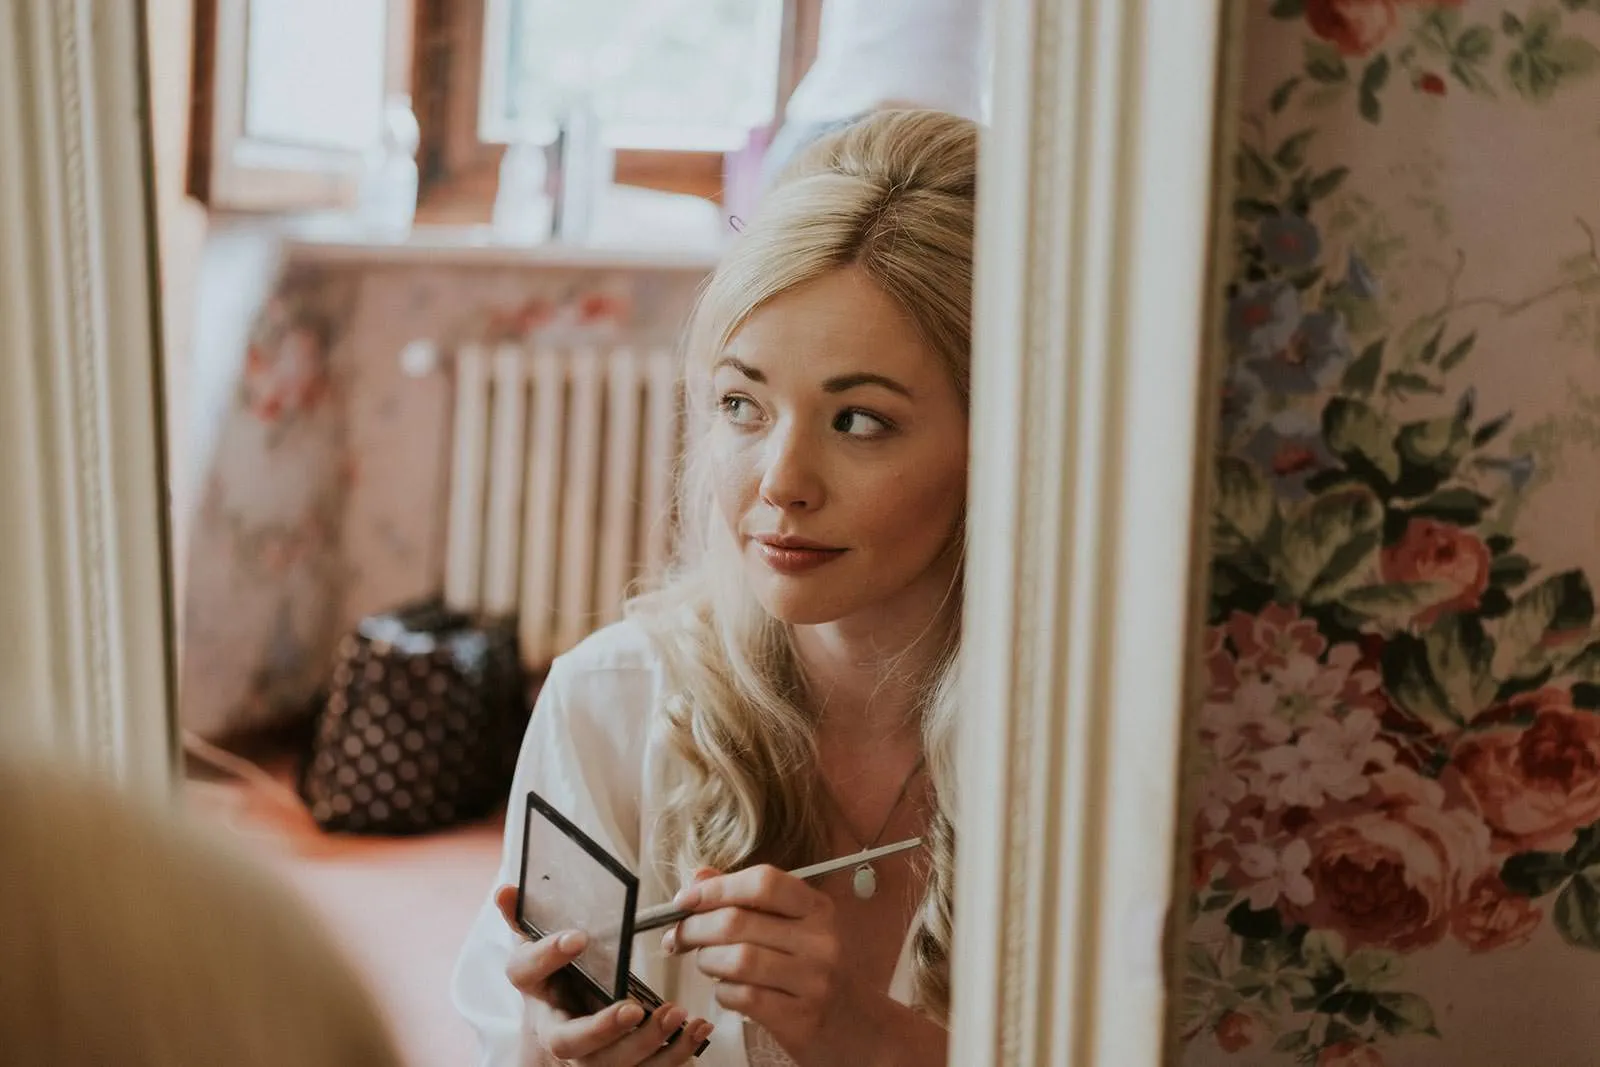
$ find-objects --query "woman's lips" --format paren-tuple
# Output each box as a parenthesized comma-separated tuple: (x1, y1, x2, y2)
(751, 538, 846, 575)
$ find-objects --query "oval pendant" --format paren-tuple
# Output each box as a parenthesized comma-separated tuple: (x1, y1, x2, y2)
(852, 863, 877, 900)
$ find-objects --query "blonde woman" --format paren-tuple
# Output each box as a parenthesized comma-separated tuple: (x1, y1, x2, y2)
(453, 109, 974, 1067)
(0, 760, 403, 1067)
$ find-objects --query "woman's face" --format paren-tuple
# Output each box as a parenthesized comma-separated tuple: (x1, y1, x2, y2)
(709, 266, 969, 628)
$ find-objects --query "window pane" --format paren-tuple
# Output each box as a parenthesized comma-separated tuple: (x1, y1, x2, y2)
(498, 0, 783, 150)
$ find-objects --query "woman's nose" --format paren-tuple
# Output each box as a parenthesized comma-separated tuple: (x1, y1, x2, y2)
(758, 427, 824, 511)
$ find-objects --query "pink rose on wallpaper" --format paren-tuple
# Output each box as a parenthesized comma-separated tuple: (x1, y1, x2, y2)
(1450, 871, 1542, 953)
(1285, 767, 1490, 951)
(1453, 689, 1600, 852)
(1212, 1009, 1263, 1053)
(241, 325, 329, 424)
(1317, 1039, 1386, 1067)
(1305, 0, 1397, 57)
(1379, 518, 1490, 624)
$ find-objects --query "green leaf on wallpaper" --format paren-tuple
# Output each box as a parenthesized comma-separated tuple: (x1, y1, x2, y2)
(1270, 75, 1303, 113)
(1505, 12, 1525, 34)
(1358, 53, 1391, 122)
(1322, 397, 1401, 482)
(1213, 456, 1276, 550)
(1438, 332, 1478, 371)
(1307, 165, 1351, 201)
(1561, 641, 1600, 682)
(1473, 413, 1513, 447)
(1456, 25, 1496, 62)
(1525, 7, 1561, 46)
(1305, 39, 1349, 83)
(1416, 323, 1447, 364)
(1397, 415, 1468, 469)
(1382, 632, 1461, 732)
(1492, 570, 1597, 679)
(1573, 682, 1600, 709)
(1271, 0, 1306, 17)
(1186, 944, 1221, 982)
(1425, 613, 1498, 719)
(1274, 129, 1316, 170)
(1341, 948, 1402, 991)
(1567, 822, 1600, 870)
(1488, 552, 1536, 589)
(1553, 872, 1600, 950)
(1273, 1031, 1311, 1054)
(1385, 370, 1445, 398)
(1225, 900, 1285, 940)
(1487, 533, 1517, 554)
(1280, 490, 1383, 601)
(1238, 145, 1280, 192)
(1340, 339, 1385, 396)
(1339, 581, 1451, 624)
(1373, 992, 1438, 1037)
(1235, 197, 1280, 220)
(1409, 487, 1491, 525)
(1307, 530, 1384, 603)
(1551, 34, 1600, 75)
(1502, 850, 1574, 898)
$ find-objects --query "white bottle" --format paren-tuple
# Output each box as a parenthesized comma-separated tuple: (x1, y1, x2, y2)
(491, 139, 553, 243)
(357, 95, 421, 239)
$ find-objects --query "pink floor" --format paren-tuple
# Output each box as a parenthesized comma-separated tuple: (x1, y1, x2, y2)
(186, 750, 503, 1067)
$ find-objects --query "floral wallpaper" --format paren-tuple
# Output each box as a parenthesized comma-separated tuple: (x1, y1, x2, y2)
(178, 258, 704, 741)
(1181, 2, 1600, 1066)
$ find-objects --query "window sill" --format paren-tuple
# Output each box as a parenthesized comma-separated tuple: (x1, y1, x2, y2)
(284, 221, 726, 273)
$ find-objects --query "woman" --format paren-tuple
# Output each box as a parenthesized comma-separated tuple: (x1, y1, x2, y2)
(0, 759, 403, 1066)
(452, 108, 975, 1067)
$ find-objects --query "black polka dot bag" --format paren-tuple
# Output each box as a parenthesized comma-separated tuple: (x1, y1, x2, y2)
(298, 598, 530, 834)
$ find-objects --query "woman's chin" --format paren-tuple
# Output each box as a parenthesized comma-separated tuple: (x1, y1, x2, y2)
(747, 571, 857, 626)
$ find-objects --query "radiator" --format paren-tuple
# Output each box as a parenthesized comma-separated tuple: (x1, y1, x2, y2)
(442, 343, 680, 668)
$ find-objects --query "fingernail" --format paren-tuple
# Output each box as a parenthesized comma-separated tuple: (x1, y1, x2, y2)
(660, 930, 676, 954)
(695, 1022, 716, 1042)
(673, 886, 700, 909)
(617, 1002, 645, 1027)
(662, 1006, 687, 1032)
(556, 930, 588, 953)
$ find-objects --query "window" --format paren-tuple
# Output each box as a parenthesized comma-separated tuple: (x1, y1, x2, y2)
(188, 0, 820, 222)
(482, 0, 786, 152)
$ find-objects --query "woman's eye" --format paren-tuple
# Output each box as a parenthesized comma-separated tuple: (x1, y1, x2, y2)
(718, 393, 761, 425)
(833, 409, 891, 438)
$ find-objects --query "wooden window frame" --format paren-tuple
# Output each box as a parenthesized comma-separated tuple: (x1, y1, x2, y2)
(187, 0, 415, 214)
(412, 0, 821, 225)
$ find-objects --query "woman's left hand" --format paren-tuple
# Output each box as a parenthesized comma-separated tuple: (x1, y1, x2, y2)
(662, 865, 850, 1056)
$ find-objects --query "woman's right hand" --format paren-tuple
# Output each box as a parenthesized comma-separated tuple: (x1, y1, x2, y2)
(493, 885, 714, 1065)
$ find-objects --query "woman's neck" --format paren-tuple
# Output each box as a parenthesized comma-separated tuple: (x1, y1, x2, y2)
(791, 586, 954, 747)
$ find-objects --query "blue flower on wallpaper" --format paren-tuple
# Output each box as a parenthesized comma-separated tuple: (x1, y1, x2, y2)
(1259, 215, 1322, 269)
(1227, 280, 1302, 361)
(1247, 310, 1352, 395)
(1241, 408, 1335, 499)
(1218, 363, 1266, 441)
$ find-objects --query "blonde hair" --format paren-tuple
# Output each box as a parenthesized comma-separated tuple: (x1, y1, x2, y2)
(0, 760, 404, 1066)
(628, 109, 976, 1018)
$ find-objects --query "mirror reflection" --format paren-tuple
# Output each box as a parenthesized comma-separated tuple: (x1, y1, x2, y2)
(159, 2, 990, 1064)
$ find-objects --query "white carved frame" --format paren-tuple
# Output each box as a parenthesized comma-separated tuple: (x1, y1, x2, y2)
(0, 0, 1236, 1059)
(950, 1, 1234, 1064)
(0, 0, 176, 796)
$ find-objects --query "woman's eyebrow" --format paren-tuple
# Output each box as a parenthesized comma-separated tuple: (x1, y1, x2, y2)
(823, 372, 912, 398)
(712, 357, 913, 399)
(713, 356, 764, 382)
